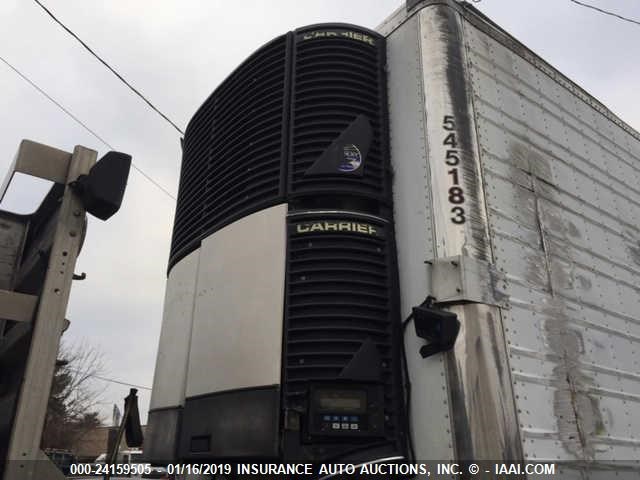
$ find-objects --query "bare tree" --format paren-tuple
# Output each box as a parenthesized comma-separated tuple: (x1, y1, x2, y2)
(41, 341, 107, 450)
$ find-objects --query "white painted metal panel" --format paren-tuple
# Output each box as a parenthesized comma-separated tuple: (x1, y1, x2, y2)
(380, 0, 640, 471)
(462, 8, 640, 464)
(416, 4, 522, 462)
(386, 12, 455, 461)
(185, 204, 287, 398)
(149, 248, 199, 410)
(383, 1, 522, 465)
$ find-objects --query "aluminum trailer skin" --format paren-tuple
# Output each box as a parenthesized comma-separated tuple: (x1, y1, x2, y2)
(383, 0, 640, 473)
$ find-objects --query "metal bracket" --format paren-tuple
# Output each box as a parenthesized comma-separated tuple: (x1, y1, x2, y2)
(431, 255, 509, 308)
(3, 143, 96, 480)
(0, 289, 38, 323)
(0, 140, 71, 203)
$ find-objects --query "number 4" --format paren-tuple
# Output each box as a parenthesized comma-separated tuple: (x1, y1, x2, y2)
(443, 133, 458, 148)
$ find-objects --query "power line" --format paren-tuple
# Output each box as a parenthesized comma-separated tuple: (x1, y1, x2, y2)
(0, 55, 111, 148)
(87, 373, 151, 391)
(33, 0, 185, 135)
(568, 0, 640, 26)
(0, 54, 177, 201)
(68, 368, 151, 390)
(129, 164, 177, 201)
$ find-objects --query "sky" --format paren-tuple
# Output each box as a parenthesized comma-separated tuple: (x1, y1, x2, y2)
(0, 0, 638, 429)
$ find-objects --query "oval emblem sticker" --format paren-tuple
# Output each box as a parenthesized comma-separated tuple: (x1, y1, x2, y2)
(338, 144, 362, 172)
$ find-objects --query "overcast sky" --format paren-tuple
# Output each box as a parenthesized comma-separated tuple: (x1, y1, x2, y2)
(1, 0, 638, 428)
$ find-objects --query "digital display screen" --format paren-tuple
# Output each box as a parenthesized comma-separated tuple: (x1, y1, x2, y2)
(315, 389, 366, 413)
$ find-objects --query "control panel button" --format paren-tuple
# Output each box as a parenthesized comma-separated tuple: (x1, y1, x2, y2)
(331, 422, 340, 430)
(350, 423, 359, 430)
(341, 423, 350, 430)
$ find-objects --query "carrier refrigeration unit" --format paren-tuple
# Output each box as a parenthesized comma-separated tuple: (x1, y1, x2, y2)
(148, 0, 640, 475)
(146, 24, 409, 465)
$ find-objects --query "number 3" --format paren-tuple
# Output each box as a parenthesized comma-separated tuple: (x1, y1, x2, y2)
(451, 206, 466, 224)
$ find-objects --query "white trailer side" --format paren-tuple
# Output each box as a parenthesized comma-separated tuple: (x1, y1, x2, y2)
(383, 0, 640, 471)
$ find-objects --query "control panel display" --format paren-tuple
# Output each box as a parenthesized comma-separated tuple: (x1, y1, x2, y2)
(317, 390, 366, 413)
(315, 389, 366, 432)
(307, 385, 385, 439)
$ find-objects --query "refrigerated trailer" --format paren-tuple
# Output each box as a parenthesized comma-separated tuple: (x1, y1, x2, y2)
(385, 0, 640, 468)
(147, 0, 640, 475)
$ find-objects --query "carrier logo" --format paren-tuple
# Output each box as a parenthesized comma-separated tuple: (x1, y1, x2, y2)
(295, 221, 378, 236)
(338, 144, 362, 172)
(301, 30, 376, 46)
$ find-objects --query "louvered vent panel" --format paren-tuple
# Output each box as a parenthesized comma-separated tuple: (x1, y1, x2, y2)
(169, 35, 289, 269)
(283, 213, 399, 440)
(289, 27, 389, 201)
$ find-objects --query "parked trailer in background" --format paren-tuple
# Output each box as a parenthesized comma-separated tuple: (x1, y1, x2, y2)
(148, 0, 640, 476)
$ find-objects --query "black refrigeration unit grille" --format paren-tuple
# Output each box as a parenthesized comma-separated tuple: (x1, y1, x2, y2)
(289, 26, 390, 204)
(283, 212, 403, 454)
(169, 35, 290, 269)
(162, 22, 406, 465)
(169, 25, 391, 271)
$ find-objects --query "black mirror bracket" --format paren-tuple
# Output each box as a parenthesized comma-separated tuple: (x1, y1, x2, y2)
(69, 151, 131, 221)
(411, 296, 460, 359)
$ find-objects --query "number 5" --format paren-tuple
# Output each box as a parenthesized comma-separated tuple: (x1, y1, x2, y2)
(443, 115, 455, 131)
(445, 150, 460, 165)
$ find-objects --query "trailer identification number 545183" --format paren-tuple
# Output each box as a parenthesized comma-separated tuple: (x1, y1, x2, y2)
(442, 115, 466, 224)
